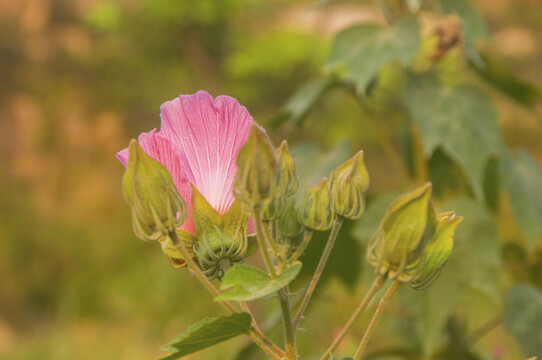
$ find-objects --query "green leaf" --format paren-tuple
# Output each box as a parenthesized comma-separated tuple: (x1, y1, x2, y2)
(160, 312, 252, 359)
(399, 198, 501, 356)
(216, 262, 302, 301)
(327, 16, 420, 93)
(405, 74, 502, 200)
(470, 53, 542, 109)
(276, 77, 335, 126)
(500, 149, 542, 247)
(440, 0, 489, 65)
(504, 284, 542, 358)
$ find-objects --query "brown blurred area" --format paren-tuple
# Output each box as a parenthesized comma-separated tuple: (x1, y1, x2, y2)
(0, 0, 540, 359)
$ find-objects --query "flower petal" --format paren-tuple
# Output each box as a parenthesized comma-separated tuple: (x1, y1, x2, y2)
(159, 90, 253, 216)
(116, 129, 195, 234)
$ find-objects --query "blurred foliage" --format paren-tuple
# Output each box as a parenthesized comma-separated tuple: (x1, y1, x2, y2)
(1, 0, 542, 359)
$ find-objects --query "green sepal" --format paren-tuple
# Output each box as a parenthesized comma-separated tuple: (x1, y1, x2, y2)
(191, 185, 248, 236)
(191, 185, 222, 236)
(221, 198, 249, 235)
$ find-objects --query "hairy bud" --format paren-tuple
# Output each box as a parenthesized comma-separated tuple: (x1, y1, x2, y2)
(276, 141, 298, 197)
(368, 182, 462, 289)
(330, 150, 369, 220)
(408, 212, 462, 290)
(122, 140, 187, 241)
(233, 124, 279, 207)
(277, 201, 304, 240)
(298, 178, 335, 231)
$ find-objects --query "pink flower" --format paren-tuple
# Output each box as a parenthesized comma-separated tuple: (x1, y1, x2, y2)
(117, 90, 256, 236)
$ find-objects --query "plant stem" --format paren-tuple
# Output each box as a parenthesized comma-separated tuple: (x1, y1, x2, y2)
(320, 275, 386, 360)
(169, 231, 284, 359)
(240, 302, 287, 359)
(288, 229, 314, 263)
(169, 231, 235, 312)
(293, 216, 344, 329)
(353, 279, 402, 360)
(278, 288, 297, 359)
(253, 208, 278, 279)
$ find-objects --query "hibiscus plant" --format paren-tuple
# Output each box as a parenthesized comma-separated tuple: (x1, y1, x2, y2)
(117, 91, 461, 359)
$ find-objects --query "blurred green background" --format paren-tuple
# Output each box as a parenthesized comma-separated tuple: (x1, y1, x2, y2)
(1, 0, 541, 359)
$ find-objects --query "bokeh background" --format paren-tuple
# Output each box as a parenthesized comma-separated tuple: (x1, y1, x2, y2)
(1, 0, 541, 359)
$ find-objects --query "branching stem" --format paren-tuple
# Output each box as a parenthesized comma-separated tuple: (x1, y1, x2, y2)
(320, 275, 386, 360)
(169, 231, 284, 359)
(353, 279, 401, 360)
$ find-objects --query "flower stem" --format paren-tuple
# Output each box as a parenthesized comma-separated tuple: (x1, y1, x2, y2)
(278, 288, 297, 359)
(253, 208, 277, 279)
(319, 275, 386, 360)
(288, 229, 314, 263)
(353, 279, 401, 360)
(293, 216, 344, 329)
(240, 302, 287, 359)
(169, 231, 284, 359)
(169, 231, 235, 312)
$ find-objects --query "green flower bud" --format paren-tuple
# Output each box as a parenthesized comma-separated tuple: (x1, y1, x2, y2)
(330, 150, 369, 220)
(277, 140, 298, 197)
(367, 182, 433, 280)
(408, 212, 462, 290)
(122, 140, 188, 241)
(233, 124, 280, 206)
(277, 201, 304, 239)
(194, 225, 247, 280)
(261, 195, 287, 221)
(298, 178, 335, 231)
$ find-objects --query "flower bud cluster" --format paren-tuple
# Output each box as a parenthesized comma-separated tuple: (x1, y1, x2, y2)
(298, 151, 370, 231)
(233, 125, 301, 225)
(122, 140, 188, 241)
(367, 182, 462, 290)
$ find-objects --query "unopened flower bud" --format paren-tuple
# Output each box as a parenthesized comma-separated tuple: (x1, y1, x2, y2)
(298, 178, 335, 231)
(368, 182, 433, 280)
(408, 212, 462, 290)
(233, 124, 279, 206)
(277, 141, 298, 197)
(122, 140, 188, 241)
(277, 201, 304, 239)
(330, 150, 369, 220)
(261, 195, 287, 221)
